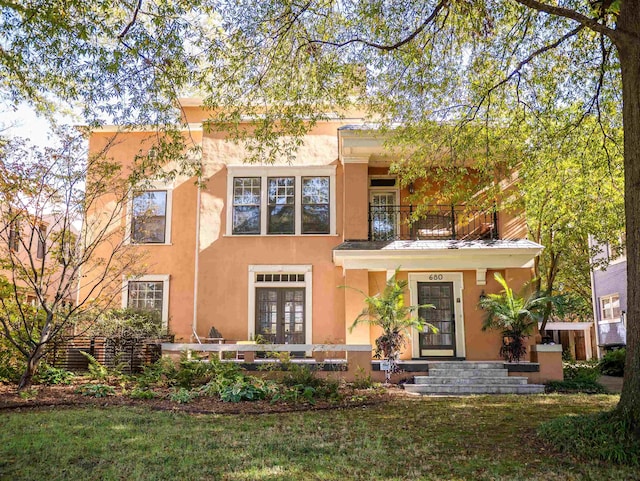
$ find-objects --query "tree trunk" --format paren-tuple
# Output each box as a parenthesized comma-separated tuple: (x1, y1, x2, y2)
(17, 344, 46, 391)
(616, 1, 640, 427)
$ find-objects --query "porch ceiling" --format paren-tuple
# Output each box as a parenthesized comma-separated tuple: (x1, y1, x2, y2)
(332, 239, 543, 271)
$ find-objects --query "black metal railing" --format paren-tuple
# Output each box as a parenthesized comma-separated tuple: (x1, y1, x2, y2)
(368, 204, 498, 241)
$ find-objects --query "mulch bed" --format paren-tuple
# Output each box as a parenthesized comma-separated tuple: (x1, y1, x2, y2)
(0, 384, 405, 415)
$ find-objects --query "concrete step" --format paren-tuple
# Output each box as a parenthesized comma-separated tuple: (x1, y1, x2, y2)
(428, 368, 509, 378)
(404, 383, 545, 395)
(414, 376, 529, 385)
(427, 361, 505, 370)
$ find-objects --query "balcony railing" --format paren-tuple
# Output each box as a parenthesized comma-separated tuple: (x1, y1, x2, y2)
(368, 204, 499, 241)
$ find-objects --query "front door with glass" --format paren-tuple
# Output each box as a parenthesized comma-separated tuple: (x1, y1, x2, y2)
(418, 282, 456, 357)
(255, 288, 305, 344)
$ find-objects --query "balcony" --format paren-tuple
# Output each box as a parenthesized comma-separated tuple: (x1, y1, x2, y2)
(368, 204, 498, 241)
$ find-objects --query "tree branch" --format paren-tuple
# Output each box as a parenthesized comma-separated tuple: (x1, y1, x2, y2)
(510, 0, 624, 42)
(305, 0, 449, 52)
(119, 0, 143, 39)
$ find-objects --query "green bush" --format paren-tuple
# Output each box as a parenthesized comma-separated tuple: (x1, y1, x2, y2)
(600, 348, 626, 377)
(545, 378, 608, 394)
(136, 357, 179, 388)
(35, 364, 75, 385)
(563, 360, 600, 382)
(0, 339, 24, 383)
(219, 377, 269, 402)
(538, 411, 640, 465)
(75, 384, 115, 398)
(129, 387, 157, 400)
(169, 387, 197, 404)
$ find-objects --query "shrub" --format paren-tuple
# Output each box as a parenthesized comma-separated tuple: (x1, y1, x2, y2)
(219, 376, 268, 402)
(563, 360, 600, 382)
(75, 384, 115, 398)
(538, 411, 640, 465)
(136, 357, 179, 388)
(169, 388, 197, 404)
(351, 367, 375, 389)
(80, 351, 109, 380)
(35, 364, 75, 385)
(545, 378, 608, 394)
(129, 387, 157, 400)
(600, 348, 626, 377)
(0, 339, 24, 383)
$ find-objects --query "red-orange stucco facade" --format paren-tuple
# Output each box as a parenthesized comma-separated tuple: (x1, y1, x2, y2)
(79, 101, 544, 363)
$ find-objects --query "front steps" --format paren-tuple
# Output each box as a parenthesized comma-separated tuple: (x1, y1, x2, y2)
(403, 361, 545, 395)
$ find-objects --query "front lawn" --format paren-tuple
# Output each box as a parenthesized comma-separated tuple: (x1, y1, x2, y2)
(1, 394, 636, 480)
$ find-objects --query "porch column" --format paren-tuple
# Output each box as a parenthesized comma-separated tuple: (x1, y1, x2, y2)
(343, 163, 369, 240)
(344, 269, 370, 345)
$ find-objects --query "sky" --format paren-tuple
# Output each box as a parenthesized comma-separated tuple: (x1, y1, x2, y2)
(0, 103, 68, 148)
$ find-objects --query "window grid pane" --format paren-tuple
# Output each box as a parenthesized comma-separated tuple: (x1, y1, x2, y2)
(127, 281, 164, 322)
(302, 177, 330, 234)
(268, 177, 295, 234)
(233, 177, 261, 234)
(132, 191, 167, 244)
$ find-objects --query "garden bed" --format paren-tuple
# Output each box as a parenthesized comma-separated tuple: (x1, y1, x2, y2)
(0, 383, 395, 415)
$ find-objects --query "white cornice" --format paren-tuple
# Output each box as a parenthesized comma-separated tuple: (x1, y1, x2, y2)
(333, 246, 542, 271)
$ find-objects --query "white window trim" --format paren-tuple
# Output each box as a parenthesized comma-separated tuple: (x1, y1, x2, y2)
(125, 180, 173, 245)
(408, 272, 465, 358)
(599, 293, 622, 324)
(226, 165, 336, 236)
(247, 265, 313, 345)
(122, 274, 170, 331)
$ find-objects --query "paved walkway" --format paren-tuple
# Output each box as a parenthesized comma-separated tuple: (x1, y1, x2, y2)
(598, 375, 623, 393)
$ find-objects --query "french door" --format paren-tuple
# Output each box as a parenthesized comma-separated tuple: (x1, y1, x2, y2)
(370, 191, 398, 240)
(255, 288, 305, 344)
(418, 282, 456, 357)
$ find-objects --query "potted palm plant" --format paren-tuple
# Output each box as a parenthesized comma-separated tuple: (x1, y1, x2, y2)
(479, 273, 553, 362)
(348, 269, 436, 383)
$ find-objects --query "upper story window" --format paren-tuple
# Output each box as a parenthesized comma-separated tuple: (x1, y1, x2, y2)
(227, 166, 336, 236)
(600, 294, 621, 321)
(302, 177, 330, 234)
(268, 177, 295, 234)
(233, 177, 261, 234)
(8, 219, 20, 252)
(36, 224, 46, 259)
(131, 190, 170, 244)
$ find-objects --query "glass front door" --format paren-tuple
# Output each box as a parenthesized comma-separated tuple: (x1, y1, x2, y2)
(255, 288, 305, 344)
(418, 282, 456, 357)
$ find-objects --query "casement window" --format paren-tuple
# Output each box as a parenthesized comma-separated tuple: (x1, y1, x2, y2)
(600, 294, 621, 321)
(227, 166, 336, 236)
(131, 190, 171, 244)
(36, 224, 46, 259)
(123, 275, 170, 329)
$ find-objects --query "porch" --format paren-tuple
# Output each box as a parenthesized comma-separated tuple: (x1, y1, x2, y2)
(368, 204, 499, 241)
(160, 343, 561, 386)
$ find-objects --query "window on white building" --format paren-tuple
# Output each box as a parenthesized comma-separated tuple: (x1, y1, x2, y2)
(600, 294, 621, 321)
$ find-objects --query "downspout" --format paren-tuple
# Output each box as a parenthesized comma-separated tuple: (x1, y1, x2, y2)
(588, 236, 601, 359)
(192, 175, 202, 344)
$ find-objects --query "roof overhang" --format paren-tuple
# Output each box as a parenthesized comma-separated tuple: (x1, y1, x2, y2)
(539, 322, 593, 331)
(333, 239, 543, 279)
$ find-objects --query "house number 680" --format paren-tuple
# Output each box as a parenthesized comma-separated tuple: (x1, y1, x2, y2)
(428, 274, 444, 280)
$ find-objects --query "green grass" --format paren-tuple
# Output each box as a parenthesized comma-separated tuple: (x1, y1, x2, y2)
(1, 395, 637, 480)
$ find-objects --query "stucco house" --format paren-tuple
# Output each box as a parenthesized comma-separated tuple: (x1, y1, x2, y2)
(589, 236, 627, 357)
(80, 100, 561, 392)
